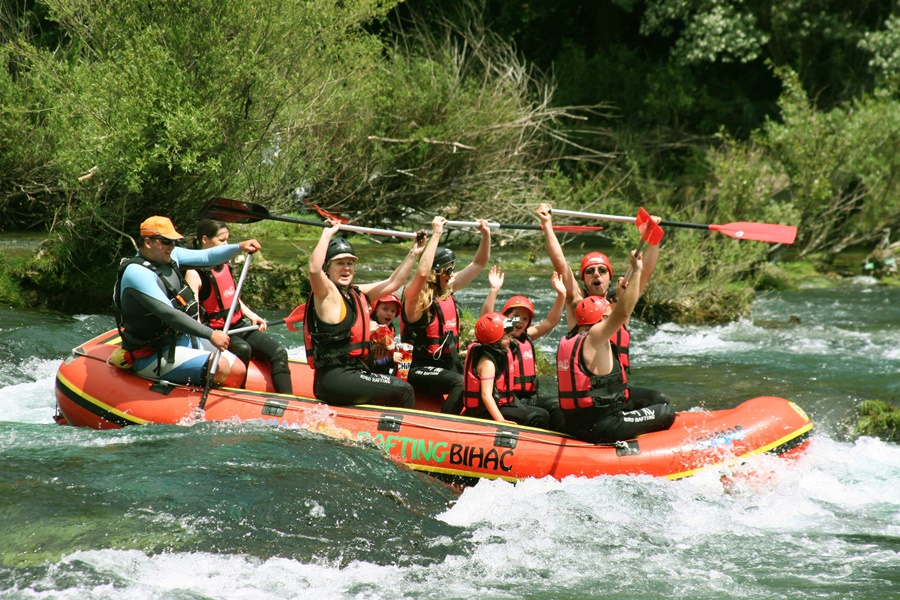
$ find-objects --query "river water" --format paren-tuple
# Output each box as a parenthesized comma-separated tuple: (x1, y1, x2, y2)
(1, 249, 898, 599)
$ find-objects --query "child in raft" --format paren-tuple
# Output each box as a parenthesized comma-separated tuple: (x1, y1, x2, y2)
(369, 293, 404, 376)
(480, 266, 567, 431)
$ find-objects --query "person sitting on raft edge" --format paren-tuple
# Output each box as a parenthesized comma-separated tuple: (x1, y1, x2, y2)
(303, 220, 425, 408)
(536, 202, 670, 410)
(462, 312, 551, 428)
(112, 215, 261, 387)
(480, 265, 567, 432)
(556, 249, 676, 443)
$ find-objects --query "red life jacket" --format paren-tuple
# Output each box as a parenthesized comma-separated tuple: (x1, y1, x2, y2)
(401, 295, 460, 367)
(303, 286, 371, 370)
(613, 324, 631, 372)
(556, 331, 628, 411)
(462, 342, 516, 412)
(510, 336, 538, 398)
(198, 264, 243, 329)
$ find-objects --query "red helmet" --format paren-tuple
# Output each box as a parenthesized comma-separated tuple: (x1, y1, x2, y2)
(575, 296, 611, 326)
(373, 293, 401, 313)
(475, 312, 515, 345)
(580, 252, 612, 280)
(502, 295, 534, 324)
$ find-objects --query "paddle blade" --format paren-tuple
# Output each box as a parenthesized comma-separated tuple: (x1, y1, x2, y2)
(201, 197, 269, 224)
(285, 303, 306, 332)
(710, 222, 798, 244)
(635, 208, 665, 245)
(549, 225, 604, 234)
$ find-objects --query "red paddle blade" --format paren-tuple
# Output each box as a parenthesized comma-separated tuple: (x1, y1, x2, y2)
(635, 208, 665, 245)
(305, 200, 348, 224)
(284, 303, 306, 332)
(550, 225, 604, 233)
(710, 222, 797, 244)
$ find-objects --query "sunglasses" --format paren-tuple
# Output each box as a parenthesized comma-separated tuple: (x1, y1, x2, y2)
(440, 265, 454, 276)
(583, 266, 608, 276)
(153, 237, 176, 247)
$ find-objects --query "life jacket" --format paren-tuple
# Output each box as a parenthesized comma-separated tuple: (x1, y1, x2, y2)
(196, 264, 244, 329)
(577, 286, 633, 373)
(400, 294, 460, 367)
(613, 324, 631, 372)
(462, 342, 516, 412)
(510, 335, 538, 398)
(556, 331, 628, 412)
(113, 257, 199, 356)
(303, 286, 372, 371)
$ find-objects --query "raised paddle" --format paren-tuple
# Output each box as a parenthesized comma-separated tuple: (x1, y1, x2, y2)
(226, 303, 306, 335)
(623, 208, 665, 284)
(444, 220, 604, 234)
(198, 252, 252, 410)
(551, 208, 797, 245)
(202, 197, 419, 239)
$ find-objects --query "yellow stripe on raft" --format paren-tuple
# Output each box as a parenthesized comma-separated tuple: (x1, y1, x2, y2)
(57, 371, 149, 426)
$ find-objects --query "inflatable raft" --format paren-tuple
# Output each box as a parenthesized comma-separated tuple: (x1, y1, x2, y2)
(54, 329, 813, 484)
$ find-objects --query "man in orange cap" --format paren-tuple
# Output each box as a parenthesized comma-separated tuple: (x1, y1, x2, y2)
(113, 215, 261, 387)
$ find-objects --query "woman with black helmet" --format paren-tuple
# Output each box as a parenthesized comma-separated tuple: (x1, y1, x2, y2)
(401, 216, 492, 414)
(462, 312, 550, 428)
(304, 221, 425, 407)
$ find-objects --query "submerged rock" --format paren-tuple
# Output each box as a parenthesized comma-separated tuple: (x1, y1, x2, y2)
(854, 400, 900, 443)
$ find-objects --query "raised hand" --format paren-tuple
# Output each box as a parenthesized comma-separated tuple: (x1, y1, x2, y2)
(488, 265, 504, 291)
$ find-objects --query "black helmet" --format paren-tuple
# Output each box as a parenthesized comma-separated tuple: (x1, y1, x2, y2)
(432, 247, 456, 272)
(325, 237, 357, 265)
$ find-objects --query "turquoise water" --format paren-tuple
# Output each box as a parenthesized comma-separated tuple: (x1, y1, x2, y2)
(1, 261, 898, 598)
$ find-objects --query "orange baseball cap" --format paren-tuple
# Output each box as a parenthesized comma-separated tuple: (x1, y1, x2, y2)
(140, 216, 184, 240)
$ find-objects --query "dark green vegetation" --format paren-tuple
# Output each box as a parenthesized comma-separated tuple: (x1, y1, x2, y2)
(854, 400, 900, 443)
(2, 1, 899, 319)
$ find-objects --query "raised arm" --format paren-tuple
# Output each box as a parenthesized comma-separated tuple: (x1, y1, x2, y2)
(307, 221, 343, 323)
(451, 219, 491, 291)
(537, 203, 579, 303)
(403, 217, 445, 323)
(529, 271, 566, 340)
(359, 231, 427, 301)
(589, 250, 643, 346)
(480, 265, 504, 317)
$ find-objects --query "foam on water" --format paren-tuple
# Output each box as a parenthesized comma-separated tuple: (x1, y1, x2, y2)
(2, 433, 897, 599)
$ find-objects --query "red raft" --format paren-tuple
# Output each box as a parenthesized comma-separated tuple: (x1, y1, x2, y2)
(55, 329, 813, 484)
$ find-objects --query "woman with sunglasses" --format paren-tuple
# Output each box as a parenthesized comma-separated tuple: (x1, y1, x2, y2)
(401, 216, 492, 414)
(184, 219, 293, 394)
(536, 202, 670, 409)
(304, 220, 426, 408)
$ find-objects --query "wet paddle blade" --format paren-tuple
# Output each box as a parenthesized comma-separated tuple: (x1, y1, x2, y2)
(710, 222, 797, 244)
(201, 197, 270, 224)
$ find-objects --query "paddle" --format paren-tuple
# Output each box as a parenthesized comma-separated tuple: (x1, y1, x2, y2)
(226, 303, 306, 335)
(198, 252, 252, 410)
(444, 220, 604, 234)
(202, 197, 419, 239)
(623, 208, 665, 284)
(551, 208, 797, 245)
